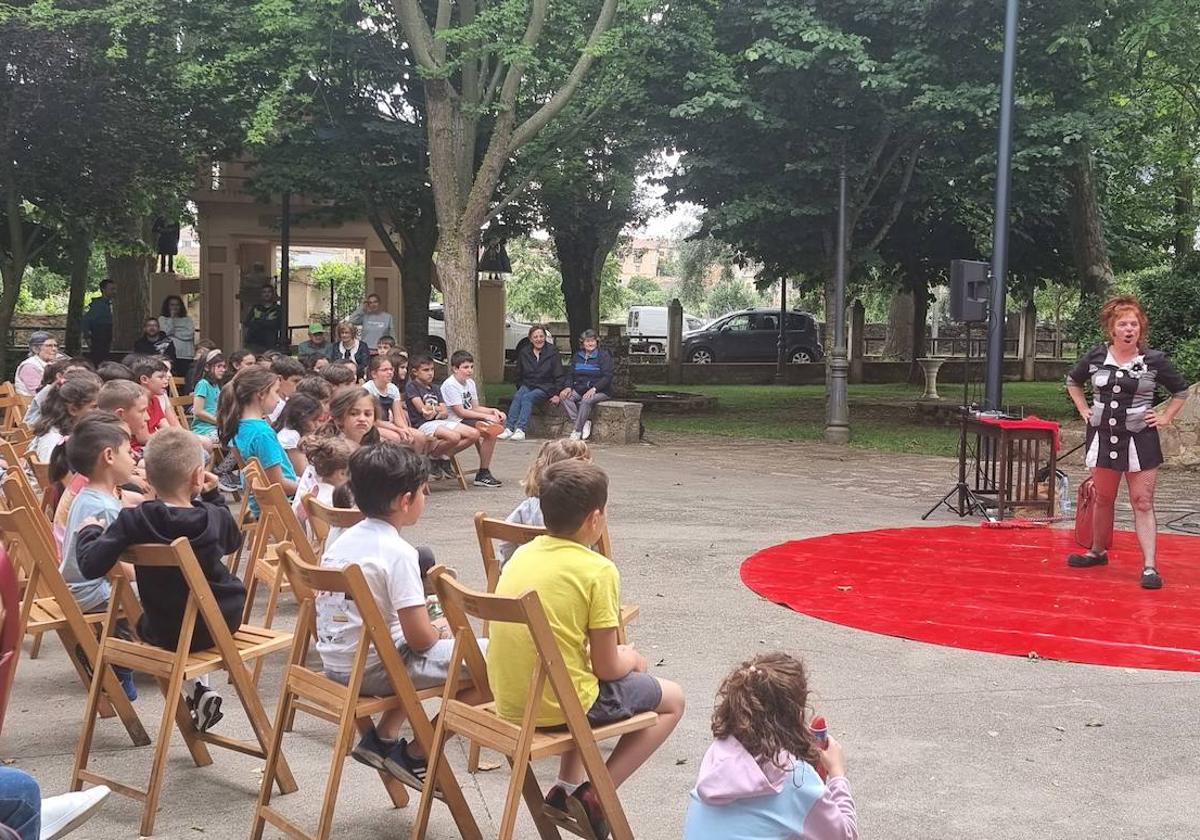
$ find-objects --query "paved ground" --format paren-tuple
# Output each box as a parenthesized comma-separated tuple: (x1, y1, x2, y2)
(6, 432, 1199, 839)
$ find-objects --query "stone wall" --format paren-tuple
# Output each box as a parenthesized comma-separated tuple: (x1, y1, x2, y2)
(1158, 384, 1200, 468)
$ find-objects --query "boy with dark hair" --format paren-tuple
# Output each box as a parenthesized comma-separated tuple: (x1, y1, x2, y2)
(404, 354, 475, 480)
(96, 361, 135, 382)
(132, 357, 176, 434)
(441, 350, 504, 487)
(60, 414, 140, 700)
(490, 460, 685, 835)
(76, 427, 245, 732)
(269, 355, 306, 421)
(320, 362, 358, 388)
(315, 442, 483, 787)
(376, 335, 396, 354)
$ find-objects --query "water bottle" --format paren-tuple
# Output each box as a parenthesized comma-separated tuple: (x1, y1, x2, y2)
(1058, 471, 1073, 516)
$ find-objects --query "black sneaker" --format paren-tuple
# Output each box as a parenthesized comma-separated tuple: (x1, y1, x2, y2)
(186, 683, 223, 732)
(382, 738, 428, 790)
(1067, 551, 1108, 568)
(473, 470, 502, 488)
(440, 460, 459, 481)
(350, 726, 391, 771)
(1141, 568, 1163, 590)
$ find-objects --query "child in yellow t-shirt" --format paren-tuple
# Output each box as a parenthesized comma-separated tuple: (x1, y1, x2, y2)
(489, 460, 685, 837)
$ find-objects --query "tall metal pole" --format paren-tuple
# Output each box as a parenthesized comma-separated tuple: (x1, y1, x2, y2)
(776, 277, 788, 383)
(280, 191, 291, 351)
(984, 0, 1020, 411)
(825, 158, 850, 444)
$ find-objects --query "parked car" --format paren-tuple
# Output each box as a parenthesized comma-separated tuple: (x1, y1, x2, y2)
(426, 303, 551, 362)
(626, 306, 708, 354)
(681, 309, 824, 364)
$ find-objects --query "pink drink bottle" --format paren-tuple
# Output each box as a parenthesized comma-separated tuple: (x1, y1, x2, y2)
(810, 715, 829, 781)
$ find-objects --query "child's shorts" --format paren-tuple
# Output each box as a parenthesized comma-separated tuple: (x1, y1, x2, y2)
(418, 419, 458, 436)
(325, 638, 488, 697)
(586, 672, 662, 725)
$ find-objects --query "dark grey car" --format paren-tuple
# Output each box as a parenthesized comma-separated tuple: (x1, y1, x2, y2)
(682, 309, 824, 364)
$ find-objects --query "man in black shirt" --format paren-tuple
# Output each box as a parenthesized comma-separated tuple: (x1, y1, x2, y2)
(243, 284, 282, 352)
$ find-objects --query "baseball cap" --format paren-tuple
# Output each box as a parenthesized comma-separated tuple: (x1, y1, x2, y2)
(308, 323, 326, 335)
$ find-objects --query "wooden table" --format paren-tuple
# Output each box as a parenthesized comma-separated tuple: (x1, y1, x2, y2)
(966, 416, 1059, 520)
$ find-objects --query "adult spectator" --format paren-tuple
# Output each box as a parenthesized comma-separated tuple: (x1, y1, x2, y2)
(1065, 295, 1190, 589)
(243, 283, 283, 352)
(14, 331, 59, 396)
(158, 295, 195, 380)
(81, 279, 115, 364)
(134, 317, 177, 361)
(558, 329, 613, 441)
(500, 325, 564, 441)
(348, 292, 395, 349)
(327, 321, 369, 377)
(297, 323, 330, 360)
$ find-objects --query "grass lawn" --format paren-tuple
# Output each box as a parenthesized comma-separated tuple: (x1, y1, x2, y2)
(482, 381, 1075, 457)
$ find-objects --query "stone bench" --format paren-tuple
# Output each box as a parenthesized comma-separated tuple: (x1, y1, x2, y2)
(498, 397, 643, 444)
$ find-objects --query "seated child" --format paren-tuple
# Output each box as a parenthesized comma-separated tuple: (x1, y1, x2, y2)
(320, 362, 358, 389)
(58, 414, 139, 700)
(77, 427, 246, 733)
(363, 355, 401, 423)
(24, 357, 93, 427)
(499, 438, 591, 564)
(292, 435, 354, 539)
(268, 355, 306, 422)
(274, 393, 324, 476)
(683, 653, 859, 840)
(489, 460, 685, 834)
(29, 373, 100, 462)
(440, 350, 504, 488)
(376, 335, 396, 355)
(190, 351, 226, 442)
(315, 442, 481, 787)
(132, 357, 179, 434)
(219, 366, 297, 498)
(404, 354, 475, 481)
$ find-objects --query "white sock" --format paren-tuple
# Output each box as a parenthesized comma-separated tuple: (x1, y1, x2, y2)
(555, 779, 580, 795)
(185, 676, 212, 696)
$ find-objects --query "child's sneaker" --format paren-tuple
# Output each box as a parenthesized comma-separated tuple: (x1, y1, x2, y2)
(473, 469, 502, 488)
(350, 726, 391, 770)
(382, 738, 428, 790)
(568, 782, 610, 840)
(439, 460, 458, 481)
(582, 420, 593, 441)
(114, 666, 137, 701)
(186, 683, 224, 732)
(510, 429, 526, 441)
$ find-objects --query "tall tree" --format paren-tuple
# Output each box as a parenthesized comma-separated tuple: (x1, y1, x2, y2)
(390, 0, 621, 363)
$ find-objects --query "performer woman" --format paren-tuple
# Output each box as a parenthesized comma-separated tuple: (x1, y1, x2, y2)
(1065, 295, 1190, 588)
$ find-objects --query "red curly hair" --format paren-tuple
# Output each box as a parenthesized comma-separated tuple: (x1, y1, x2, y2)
(1099, 295, 1149, 350)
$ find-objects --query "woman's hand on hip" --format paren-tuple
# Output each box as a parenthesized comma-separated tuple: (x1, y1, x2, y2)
(1146, 410, 1168, 429)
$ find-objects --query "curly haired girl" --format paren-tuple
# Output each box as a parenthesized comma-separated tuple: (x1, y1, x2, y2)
(684, 652, 859, 840)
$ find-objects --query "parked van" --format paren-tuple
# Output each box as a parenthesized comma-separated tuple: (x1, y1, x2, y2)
(627, 306, 708, 354)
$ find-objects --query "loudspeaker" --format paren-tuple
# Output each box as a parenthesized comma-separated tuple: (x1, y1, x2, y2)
(949, 259, 989, 323)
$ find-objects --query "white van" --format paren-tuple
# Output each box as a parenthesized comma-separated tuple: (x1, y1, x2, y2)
(627, 306, 707, 354)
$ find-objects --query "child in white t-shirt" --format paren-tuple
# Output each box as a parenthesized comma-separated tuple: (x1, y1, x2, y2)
(273, 393, 324, 477)
(315, 442, 484, 789)
(440, 350, 504, 488)
(364, 356, 402, 422)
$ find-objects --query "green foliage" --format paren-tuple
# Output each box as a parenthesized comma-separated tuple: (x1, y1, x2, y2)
(1172, 337, 1200, 385)
(1137, 256, 1200, 355)
(312, 261, 366, 323)
(598, 257, 626, 322)
(705, 272, 756, 318)
(625, 276, 667, 307)
(506, 240, 566, 322)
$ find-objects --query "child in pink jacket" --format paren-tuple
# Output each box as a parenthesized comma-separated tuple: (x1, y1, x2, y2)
(684, 652, 859, 840)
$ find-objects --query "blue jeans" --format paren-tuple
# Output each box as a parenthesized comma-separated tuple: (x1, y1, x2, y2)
(0, 767, 40, 840)
(507, 385, 548, 431)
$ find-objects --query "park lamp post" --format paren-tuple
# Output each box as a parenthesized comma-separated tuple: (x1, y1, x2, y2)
(775, 277, 788, 383)
(825, 140, 851, 444)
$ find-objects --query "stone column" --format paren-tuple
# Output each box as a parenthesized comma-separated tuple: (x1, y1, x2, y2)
(476, 275, 506, 384)
(666, 298, 683, 385)
(849, 299, 865, 384)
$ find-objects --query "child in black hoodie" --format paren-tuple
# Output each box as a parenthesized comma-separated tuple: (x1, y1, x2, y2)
(77, 427, 246, 732)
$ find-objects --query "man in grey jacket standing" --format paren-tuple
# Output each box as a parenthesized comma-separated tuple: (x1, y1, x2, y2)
(348, 292, 395, 350)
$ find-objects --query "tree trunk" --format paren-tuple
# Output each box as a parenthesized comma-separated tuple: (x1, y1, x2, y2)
(435, 234, 480, 364)
(1065, 147, 1114, 298)
(65, 225, 91, 356)
(907, 278, 929, 384)
(0, 262, 20, 380)
(553, 228, 609, 351)
(883, 288, 914, 360)
(1173, 164, 1195, 257)
(106, 251, 153, 351)
(400, 247, 435, 353)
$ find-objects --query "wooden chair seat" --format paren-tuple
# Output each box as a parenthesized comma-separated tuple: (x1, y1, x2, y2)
(26, 598, 107, 633)
(455, 701, 658, 760)
(98, 624, 292, 681)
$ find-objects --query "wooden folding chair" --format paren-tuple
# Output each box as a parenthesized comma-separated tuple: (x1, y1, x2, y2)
(0, 501, 149, 748)
(0, 383, 30, 441)
(414, 568, 657, 840)
(169, 393, 192, 429)
(226, 455, 266, 579)
(242, 473, 311, 630)
(445, 453, 471, 491)
(302, 494, 363, 557)
(24, 451, 49, 491)
(250, 545, 481, 840)
(0, 468, 53, 659)
(71, 537, 297, 836)
(0, 540, 23, 733)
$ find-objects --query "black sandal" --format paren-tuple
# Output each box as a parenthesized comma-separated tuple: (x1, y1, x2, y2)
(1140, 568, 1163, 590)
(1067, 551, 1108, 568)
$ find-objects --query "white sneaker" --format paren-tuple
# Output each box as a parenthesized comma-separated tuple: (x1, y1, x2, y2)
(511, 429, 526, 441)
(39, 785, 111, 840)
(582, 421, 593, 441)
(570, 431, 582, 441)
(497, 428, 513, 440)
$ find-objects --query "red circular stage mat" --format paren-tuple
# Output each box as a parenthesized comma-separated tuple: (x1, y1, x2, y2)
(741, 525, 1200, 672)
